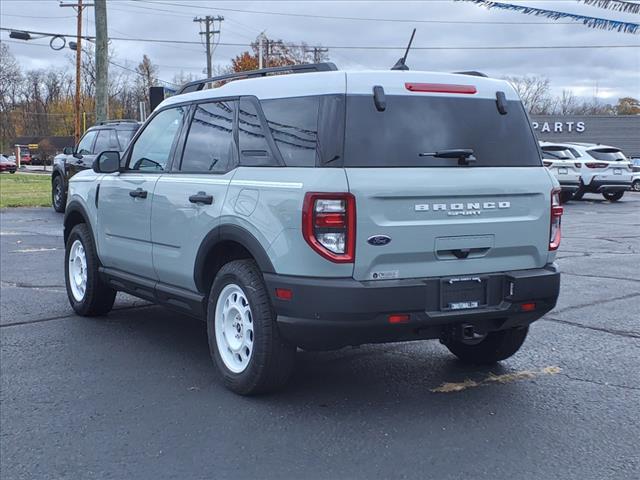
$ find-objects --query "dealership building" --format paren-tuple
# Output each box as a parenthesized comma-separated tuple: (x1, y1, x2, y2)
(530, 115, 640, 157)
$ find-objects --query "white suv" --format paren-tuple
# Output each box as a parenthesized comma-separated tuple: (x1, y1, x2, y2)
(540, 142, 632, 201)
(539, 142, 581, 202)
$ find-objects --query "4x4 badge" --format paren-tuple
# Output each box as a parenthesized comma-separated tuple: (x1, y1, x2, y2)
(367, 235, 392, 246)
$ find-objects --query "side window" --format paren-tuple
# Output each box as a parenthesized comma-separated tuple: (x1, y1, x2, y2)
(93, 129, 116, 154)
(238, 98, 273, 167)
(76, 130, 97, 155)
(128, 107, 185, 172)
(180, 100, 236, 173)
(260, 97, 319, 167)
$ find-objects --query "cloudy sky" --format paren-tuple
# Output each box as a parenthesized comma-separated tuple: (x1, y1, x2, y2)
(2, 0, 639, 100)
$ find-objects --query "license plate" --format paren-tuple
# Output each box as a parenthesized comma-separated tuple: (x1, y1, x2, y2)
(558, 167, 568, 174)
(449, 301, 479, 310)
(614, 168, 622, 175)
(441, 277, 487, 311)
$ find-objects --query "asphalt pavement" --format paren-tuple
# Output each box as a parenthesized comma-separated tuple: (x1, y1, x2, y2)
(1, 193, 639, 480)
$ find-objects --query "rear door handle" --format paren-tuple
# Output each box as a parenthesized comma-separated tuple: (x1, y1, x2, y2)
(189, 191, 213, 205)
(129, 188, 147, 199)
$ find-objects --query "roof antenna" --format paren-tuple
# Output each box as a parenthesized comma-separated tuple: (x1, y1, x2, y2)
(391, 28, 416, 71)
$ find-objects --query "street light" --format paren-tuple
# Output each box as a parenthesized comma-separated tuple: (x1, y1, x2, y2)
(9, 31, 31, 40)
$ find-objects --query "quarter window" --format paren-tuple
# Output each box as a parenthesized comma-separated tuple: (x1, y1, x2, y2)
(128, 106, 185, 171)
(181, 101, 236, 173)
(260, 97, 319, 167)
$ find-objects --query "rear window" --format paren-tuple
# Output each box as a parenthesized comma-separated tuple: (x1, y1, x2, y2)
(586, 148, 627, 161)
(541, 147, 575, 159)
(343, 95, 541, 167)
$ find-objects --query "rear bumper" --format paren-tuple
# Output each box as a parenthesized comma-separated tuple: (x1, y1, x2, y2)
(587, 179, 632, 192)
(265, 264, 560, 350)
(558, 180, 580, 193)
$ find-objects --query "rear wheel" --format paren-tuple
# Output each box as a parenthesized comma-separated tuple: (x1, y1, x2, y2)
(207, 259, 295, 395)
(52, 175, 66, 213)
(603, 191, 624, 202)
(64, 224, 116, 316)
(560, 191, 573, 203)
(444, 327, 529, 364)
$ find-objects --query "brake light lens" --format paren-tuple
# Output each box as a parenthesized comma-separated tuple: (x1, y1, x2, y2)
(405, 82, 477, 94)
(549, 188, 563, 251)
(585, 162, 607, 169)
(302, 193, 356, 263)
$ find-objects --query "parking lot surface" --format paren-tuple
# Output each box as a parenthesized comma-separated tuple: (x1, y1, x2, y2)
(1, 194, 639, 480)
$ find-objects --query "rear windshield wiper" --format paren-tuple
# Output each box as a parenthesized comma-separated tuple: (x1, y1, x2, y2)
(419, 149, 477, 166)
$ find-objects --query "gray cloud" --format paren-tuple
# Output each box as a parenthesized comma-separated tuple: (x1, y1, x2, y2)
(2, 0, 639, 99)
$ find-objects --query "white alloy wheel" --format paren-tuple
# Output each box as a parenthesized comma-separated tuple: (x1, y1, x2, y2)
(68, 239, 87, 301)
(215, 283, 254, 373)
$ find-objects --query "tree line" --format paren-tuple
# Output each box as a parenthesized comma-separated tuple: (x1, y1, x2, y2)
(1, 36, 638, 155)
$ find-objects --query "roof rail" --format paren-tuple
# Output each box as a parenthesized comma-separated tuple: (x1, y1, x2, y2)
(453, 71, 489, 78)
(97, 119, 140, 125)
(175, 62, 339, 95)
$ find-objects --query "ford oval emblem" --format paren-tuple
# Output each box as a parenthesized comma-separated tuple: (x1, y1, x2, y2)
(367, 235, 391, 246)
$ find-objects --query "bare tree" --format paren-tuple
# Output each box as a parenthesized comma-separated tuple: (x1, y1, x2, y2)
(503, 75, 553, 114)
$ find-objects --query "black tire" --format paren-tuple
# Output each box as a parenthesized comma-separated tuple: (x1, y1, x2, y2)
(9, 170, 15, 174)
(52, 175, 66, 213)
(444, 327, 529, 364)
(572, 186, 585, 201)
(631, 180, 640, 192)
(207, 259, 295, 395)
(64, 223, 116, 316)
(560, 191, 573, 204)
(603, 191, 624, 202)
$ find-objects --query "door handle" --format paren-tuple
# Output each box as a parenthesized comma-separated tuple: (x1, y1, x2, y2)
(129, 188, 148, 199)
(189, 191, 213, 205)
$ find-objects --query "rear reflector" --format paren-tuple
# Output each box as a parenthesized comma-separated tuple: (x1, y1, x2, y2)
(388, 314, 410, 324)
(405, 82, 477, 94)
(275, 288, 293, 300)
(520, 302, 536, 312)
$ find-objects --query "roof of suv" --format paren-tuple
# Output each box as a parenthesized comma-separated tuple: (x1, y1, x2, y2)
(159, 70, 520, 109)
(89, 120, 141, 131)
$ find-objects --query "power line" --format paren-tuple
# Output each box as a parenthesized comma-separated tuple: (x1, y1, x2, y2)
(130, 0, 580, 25)
(3, 28, 638, 50)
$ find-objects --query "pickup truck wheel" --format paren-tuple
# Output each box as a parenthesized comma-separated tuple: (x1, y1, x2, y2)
(65, 224, 116, 316)
(52, 176, 66, 213)
(444, 326, 529, 364)
(207, 259, 295, 395)
(602, 191, 624, 202)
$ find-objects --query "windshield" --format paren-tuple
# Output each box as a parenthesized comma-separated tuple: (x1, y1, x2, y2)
(343, 95, 540, 167)
(587, 148, 627, 161)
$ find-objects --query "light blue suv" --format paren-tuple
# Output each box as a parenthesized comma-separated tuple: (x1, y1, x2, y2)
(63, 63, 562, 394)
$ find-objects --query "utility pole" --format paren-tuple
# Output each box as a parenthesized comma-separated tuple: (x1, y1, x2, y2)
(94, 0, 108, 123)
(307, 46, 329, 63)
(193, 15, 224, 77)
(60, 0, 94, 143)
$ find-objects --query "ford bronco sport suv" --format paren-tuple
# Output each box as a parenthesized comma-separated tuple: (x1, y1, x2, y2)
(63, 63, 562, 394)
(52, 120, 140, 212)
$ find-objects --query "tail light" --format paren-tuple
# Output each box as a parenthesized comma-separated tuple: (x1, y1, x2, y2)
(543, 161, 553, 167)
(302, 192, 356, 263)
(549, 188, 563, 251)
(574, 162, 582, 168)
(585, 162, 607, 169)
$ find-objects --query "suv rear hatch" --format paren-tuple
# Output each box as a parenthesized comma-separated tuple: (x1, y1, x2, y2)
(342, 72, 554, 281)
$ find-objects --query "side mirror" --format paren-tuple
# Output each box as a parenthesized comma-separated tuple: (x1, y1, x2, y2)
(63, 146, 74, 155)
(93, 151, 120, 173)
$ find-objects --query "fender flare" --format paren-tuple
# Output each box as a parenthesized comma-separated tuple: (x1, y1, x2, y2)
(63, 200, 95, 244)
(193, 224, 275, 293)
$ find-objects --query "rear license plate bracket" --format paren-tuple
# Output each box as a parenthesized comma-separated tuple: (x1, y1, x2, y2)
(614, 168, 622, 175)
(440, 277, 487, 311)
(558, 167, 568, 174)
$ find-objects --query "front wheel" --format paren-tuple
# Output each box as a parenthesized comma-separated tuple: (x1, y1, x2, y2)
(444, 327, 529, 364)
(631, 180, 640, 192)
(52, 175, 66, 212)
(207, 260, 296, 395)
(65, 224, 116, 316)
(603, 191, 624, 202)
